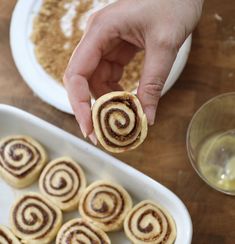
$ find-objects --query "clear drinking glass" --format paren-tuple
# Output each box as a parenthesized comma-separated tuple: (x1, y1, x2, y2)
(187, 92, 235, 195)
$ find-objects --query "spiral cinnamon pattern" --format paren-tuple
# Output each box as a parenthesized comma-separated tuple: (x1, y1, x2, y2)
(124, 200, 177, 244)
(0, 225, 21, 244)
(39, 157, 86, 211)
(92, 91, 148, 153)
(56, 218, 111, 244)
(79, 181, 132, 232)
(10, 193, 62, 244)
(0, 135, 47, 188)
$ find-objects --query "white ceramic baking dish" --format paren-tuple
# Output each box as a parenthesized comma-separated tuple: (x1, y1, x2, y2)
(0, 104, 192, 243)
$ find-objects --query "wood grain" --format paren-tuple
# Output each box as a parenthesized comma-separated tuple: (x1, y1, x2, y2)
(0, 1, 235, 243)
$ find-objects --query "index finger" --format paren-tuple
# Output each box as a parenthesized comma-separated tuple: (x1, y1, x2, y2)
(63, 28, 104, 143)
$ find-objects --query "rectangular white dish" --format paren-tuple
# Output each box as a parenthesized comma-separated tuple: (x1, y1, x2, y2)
(0, 104, 192, 243)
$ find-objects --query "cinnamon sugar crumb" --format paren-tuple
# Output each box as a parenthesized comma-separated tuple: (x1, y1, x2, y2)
(214, 13, 223, 22)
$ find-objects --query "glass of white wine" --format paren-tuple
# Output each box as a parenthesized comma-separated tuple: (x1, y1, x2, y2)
(187, 92, 235, 195)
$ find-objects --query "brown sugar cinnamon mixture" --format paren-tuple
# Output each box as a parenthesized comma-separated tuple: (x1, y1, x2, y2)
(31, 0, 144, 92)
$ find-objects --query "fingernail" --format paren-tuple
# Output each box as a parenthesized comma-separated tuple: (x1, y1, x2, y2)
(88, 131, 97, 145)
(144, 106, 156, 126)
(80, 126, 87, 138)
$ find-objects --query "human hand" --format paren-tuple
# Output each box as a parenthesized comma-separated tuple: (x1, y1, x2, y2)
(64, 0, 204, 144)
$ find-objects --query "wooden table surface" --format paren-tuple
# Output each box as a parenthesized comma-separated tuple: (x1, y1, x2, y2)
(1, 1, 235, 243)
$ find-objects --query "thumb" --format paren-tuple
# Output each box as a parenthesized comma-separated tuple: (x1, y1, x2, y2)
(137, 41, 177, 125)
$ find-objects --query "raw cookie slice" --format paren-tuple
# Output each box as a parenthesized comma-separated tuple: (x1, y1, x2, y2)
(0, 135, 47, 188)
(124, 200, 177, 244)
(92, 91, 148, 153)
(79, 180, 133, 232)
(39, 156, 86, 212)
(0, 225, 21, 244)
(10, 192, 62, 244)
(56, 218, 111, 244)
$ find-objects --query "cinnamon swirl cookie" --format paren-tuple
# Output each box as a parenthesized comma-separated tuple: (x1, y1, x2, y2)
(0, 225, 21, 244)
(92, 91, 148, 153)
(39, 157, 86, 212)
(56, 218, 111, 244)
(124, 200, 177, 244)
(0, 135, 47, 188)
(10, 192, 63, 244)
(79, 181, 133, 232)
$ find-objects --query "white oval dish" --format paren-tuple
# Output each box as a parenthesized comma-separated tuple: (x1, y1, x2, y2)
(10, 0, 192, 114)
(0, 104, 192, 243)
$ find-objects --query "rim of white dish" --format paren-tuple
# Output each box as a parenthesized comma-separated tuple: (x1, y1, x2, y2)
(10, 0, 192, 115)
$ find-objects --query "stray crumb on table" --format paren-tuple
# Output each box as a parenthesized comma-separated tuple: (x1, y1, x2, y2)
(214, 13, 223, 22)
